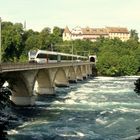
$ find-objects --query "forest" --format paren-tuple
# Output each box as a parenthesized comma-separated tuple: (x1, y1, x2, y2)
(1, 21, 140, 76)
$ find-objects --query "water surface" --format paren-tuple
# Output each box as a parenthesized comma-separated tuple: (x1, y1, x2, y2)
(7, 76, 140, 140)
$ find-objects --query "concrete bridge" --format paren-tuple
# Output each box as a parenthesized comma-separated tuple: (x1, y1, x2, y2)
(0, 61, 96, 106)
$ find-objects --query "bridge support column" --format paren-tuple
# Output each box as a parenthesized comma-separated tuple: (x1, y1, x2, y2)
(7, 71, 38, 106)
(10, 96, 36, 106)
(86, 64, 92, 77)
(66, 66, 77, 83)
(75, 66, 83, 81)
(81, 65, 88, 80)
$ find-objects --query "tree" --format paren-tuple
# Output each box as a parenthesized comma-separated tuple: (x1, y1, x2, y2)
(39, 27, 51, 50)
(95, 37, 140, 76)
(96, 51, 120, 76)
(118, 55, 139, 75)
(52, 26, 63, 37)
(2, 22, 24, 62)
(25, 34, 41, 51)
(130, 29, 139, 42)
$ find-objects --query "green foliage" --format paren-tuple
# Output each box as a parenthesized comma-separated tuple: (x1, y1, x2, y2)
(25, 34, 41, 51)
(1, 20, 140, 76)
(39, 27, 51, 50)
(53, 26, 63, 37)
(130, 29, 139, 42)
(19, 54, 28, 63)
(118, 55, 139, 75)
(2, 22, 24, 62)
(0, 87, 12, 110)
(96, 37, 140, 76)
(0, 79, 12, 139)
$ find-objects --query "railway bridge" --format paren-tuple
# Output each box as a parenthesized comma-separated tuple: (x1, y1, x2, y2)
(0, 61, 96, 106)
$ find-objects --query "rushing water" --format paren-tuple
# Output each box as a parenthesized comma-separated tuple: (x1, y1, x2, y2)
(7, 76, 140, 140)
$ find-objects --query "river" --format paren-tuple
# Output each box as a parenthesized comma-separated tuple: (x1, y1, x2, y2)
(7, 76, 140, 140)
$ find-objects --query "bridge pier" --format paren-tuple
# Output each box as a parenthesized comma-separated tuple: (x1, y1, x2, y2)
(10, 96, 36, 106)
(66, 66, 77, 83)
(75, 66, 83, 81)
(81, 65, 88, 80)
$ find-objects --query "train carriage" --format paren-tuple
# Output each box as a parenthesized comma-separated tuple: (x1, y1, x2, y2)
(28, 50, 88, 63)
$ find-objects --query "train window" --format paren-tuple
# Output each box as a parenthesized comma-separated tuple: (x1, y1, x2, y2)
(37, 53, 47, 58)
(49, 55, 57, 60)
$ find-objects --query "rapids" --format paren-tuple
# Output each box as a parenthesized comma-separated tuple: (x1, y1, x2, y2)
(7, 76, 140, 140)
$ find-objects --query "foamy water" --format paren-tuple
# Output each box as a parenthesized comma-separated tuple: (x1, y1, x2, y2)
(7, 76, 140, 140)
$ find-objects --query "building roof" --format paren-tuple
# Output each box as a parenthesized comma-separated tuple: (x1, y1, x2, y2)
(106, 27, 129, 33)
(80, 27, 108, 35)
(63, 26, 71, 34)
(63, 26, 129, 36)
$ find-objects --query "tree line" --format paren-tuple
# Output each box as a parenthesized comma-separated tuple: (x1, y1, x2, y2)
(1, 21, 140, 76)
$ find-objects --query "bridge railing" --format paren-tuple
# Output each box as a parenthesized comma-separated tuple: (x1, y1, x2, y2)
(0, 61, 95, 73)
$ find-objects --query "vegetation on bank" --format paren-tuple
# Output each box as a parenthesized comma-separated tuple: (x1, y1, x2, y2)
(1, 21, 140, 76)
(0, 81, 23, 140)
(0, 86, 11, 139)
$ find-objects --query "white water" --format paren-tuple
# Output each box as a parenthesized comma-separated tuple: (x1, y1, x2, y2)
(7, 76, 140, 140)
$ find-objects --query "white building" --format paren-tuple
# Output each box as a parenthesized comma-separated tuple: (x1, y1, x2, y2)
(63, 26, 130, 42)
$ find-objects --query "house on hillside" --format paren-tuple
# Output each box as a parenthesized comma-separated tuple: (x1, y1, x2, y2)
(63, 26, 130, 42)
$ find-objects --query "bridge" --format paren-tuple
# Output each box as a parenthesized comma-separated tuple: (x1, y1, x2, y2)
(0, 61, 96, 106)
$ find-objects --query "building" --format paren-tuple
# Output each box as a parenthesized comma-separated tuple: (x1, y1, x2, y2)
(106, 27, 130, 41)
(63, 26, 130, 42)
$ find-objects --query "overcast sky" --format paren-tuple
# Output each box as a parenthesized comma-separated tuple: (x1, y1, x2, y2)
(1, 0, 140, 36)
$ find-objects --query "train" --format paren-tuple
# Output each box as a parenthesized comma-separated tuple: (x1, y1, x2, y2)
(28, 50, 89, 63)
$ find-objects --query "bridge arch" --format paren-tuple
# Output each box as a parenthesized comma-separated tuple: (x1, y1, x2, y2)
(34, 69, 54, 95)
(5, 71, 37, 105)
(53, 67, 69, 87)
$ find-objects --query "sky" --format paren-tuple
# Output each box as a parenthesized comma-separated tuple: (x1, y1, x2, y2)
(0, 0, 140, 36)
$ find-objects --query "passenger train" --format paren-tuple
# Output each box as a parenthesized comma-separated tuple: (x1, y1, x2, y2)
(28, 50, 89, 63)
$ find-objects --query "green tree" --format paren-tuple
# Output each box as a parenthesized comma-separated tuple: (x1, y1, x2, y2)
(25, 34, 41, 51)
(130, 29, 139, 42)
(95, 37, 140, 76)
(2, 22, 24, 62)
(119, 55, 139, 75)
(53, 26, 63, 37)
(48, 27, 63, 51)
(39, 27, 51, 50)
(96, 51, 120, 76)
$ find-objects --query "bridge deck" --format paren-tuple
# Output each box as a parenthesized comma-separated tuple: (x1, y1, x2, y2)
(0, 62, 94, 73)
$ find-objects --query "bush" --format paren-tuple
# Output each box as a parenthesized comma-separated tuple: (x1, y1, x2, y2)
(0, 87, 12, 139)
